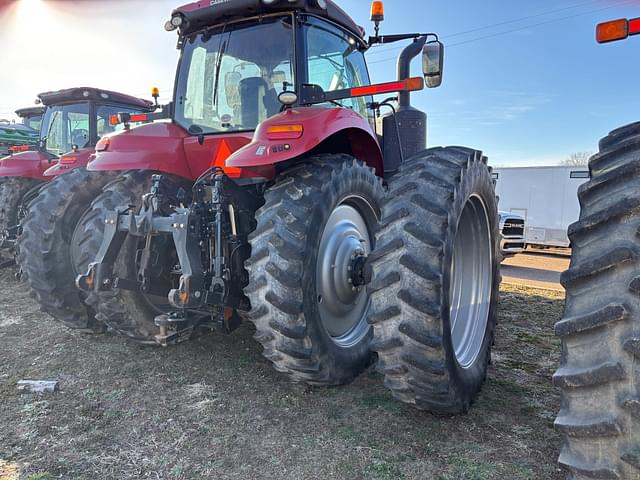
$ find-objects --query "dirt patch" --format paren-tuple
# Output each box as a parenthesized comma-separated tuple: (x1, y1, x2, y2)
(0, 271, 564, 480)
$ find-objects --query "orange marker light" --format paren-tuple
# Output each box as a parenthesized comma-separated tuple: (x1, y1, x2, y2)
(95, 137, 111, 152)
(350, 77, 424, 97)
(370, 1, 384, 22)
(109, 114, 119, 126)
(266, 124, 304, 140)
(596, 19, 628, 43)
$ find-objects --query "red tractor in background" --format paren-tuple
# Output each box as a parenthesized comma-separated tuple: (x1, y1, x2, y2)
(554, 17, 640, 480)
(21, 0, 499, 414)
(0, 87, 154, 322)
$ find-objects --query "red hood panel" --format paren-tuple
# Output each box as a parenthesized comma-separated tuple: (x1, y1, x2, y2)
(0, 150, 52, 180)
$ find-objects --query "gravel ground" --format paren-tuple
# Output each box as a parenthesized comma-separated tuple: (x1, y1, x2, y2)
(0, 270, 565, 480)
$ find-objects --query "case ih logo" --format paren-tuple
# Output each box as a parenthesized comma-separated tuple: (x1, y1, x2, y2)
(210, 0, 231, 5)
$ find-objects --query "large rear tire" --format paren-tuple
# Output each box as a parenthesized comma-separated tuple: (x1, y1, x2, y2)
(76, 171, 192, 344)
(245, 155, 385, 385)
(555, 122, 640, 479)
(17, 168, 114, 332)
(368, 147, 500, 414)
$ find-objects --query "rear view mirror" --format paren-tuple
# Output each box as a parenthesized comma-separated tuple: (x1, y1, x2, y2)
(422, 41, 444, 88)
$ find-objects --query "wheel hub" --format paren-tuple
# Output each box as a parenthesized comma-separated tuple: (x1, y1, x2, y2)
(316, 202, 373, 347)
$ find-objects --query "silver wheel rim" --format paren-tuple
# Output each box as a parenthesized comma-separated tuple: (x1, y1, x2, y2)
(316, 197, 374, 348)
(449, 194, 493, 369)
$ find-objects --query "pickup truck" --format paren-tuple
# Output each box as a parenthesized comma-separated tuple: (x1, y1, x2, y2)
(499, 211, 526, 257)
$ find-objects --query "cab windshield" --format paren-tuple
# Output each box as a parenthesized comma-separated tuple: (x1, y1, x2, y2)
(174, 16, 294, 135)
(41, 103, 90, 157)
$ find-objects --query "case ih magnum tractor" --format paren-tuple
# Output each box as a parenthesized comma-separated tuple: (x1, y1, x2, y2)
(0, 87, 153, 322)
(554, 18, 640, 480)
(19, 0, 499, 411)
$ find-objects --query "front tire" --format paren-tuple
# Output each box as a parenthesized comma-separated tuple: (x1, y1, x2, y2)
(368, 147, 500, 414)
(17, 168, 114, 331)
(245, 155, 385, 385)
(555, 122, 640, 479)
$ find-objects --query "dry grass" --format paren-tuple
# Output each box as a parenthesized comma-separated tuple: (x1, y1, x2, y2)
(0, 271, 564, 480)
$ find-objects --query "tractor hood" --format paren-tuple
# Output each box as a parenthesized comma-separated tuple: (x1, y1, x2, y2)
(0, 150, 52, 180)
(87, 122, 253, 181)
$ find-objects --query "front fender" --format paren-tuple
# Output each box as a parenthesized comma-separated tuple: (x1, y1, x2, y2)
(226, 107, 384, 175)
(0, 151, 52, 180)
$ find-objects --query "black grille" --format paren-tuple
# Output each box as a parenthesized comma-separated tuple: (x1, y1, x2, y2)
(503, 218, 525, 237)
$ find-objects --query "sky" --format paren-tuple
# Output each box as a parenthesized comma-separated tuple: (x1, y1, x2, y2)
(0, 0, 639, 166)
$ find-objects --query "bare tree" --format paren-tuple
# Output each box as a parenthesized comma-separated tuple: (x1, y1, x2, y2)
(560, 151, 593, 167)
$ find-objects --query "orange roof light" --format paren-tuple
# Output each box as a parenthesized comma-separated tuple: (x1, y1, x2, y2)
(596, 19, 628, 43)
(370, 1, 384, 22)
(151, 87, 160, 98)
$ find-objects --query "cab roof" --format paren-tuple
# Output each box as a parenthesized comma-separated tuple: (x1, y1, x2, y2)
(15, 106, 45, 118)
(173, 0, 364, 40)
(37, 87, 154, 111)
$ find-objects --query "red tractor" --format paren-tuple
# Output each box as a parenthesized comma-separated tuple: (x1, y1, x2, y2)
(554, 17, 640, 480)
(0, 88, 154, 325)
(25, 0, 499, 412)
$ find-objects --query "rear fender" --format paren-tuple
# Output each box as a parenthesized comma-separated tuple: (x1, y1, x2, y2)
(43, 148, 94, 177)
(87, 123, 193, 180)
(226, 107, 384, 176)
(0, 151, 52, 180)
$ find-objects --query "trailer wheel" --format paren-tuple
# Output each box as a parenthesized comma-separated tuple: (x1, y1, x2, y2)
(0, 176, 41, 245)
(76, 171, 187, 344)
(17, 168, 113, 332)
(555, 122, 640, 479)
(245, 155, 384, 385)
(368, 147, 500, 414)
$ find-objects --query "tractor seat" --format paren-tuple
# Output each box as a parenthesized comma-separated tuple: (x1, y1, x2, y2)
(239, 77, 268, 129)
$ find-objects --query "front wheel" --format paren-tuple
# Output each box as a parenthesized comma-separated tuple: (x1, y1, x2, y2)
(368, 147, 500, 414)
(245, 155, 385, 385)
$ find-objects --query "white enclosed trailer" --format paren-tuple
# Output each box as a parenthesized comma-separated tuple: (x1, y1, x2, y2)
(493, 166, 590, 248)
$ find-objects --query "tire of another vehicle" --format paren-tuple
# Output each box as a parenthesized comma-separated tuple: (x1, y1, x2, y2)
(17, 168, 114, 332)
(0, 176, 42, 238)
(368, 147, 500, 414)
(245, 155, 385, 385)
(77, 170, 189, 344)
(554, 121, 640, 479)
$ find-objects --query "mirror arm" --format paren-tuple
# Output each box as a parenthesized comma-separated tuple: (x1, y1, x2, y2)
(368, 32, 438, 46)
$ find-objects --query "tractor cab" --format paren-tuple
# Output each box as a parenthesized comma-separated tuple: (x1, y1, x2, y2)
(97, 0, 443, 181)
(0, 87, 154, 181)
(15, 106, 45, 133)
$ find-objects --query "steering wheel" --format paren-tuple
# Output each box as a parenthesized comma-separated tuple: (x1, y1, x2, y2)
(70, 129, 89, 148)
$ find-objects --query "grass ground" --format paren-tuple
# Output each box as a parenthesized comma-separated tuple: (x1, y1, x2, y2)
(0, 271, 564, 480)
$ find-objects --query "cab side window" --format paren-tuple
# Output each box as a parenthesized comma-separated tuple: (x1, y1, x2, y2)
(96, 105, 147, 139)
(304, 18, 371, 119)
